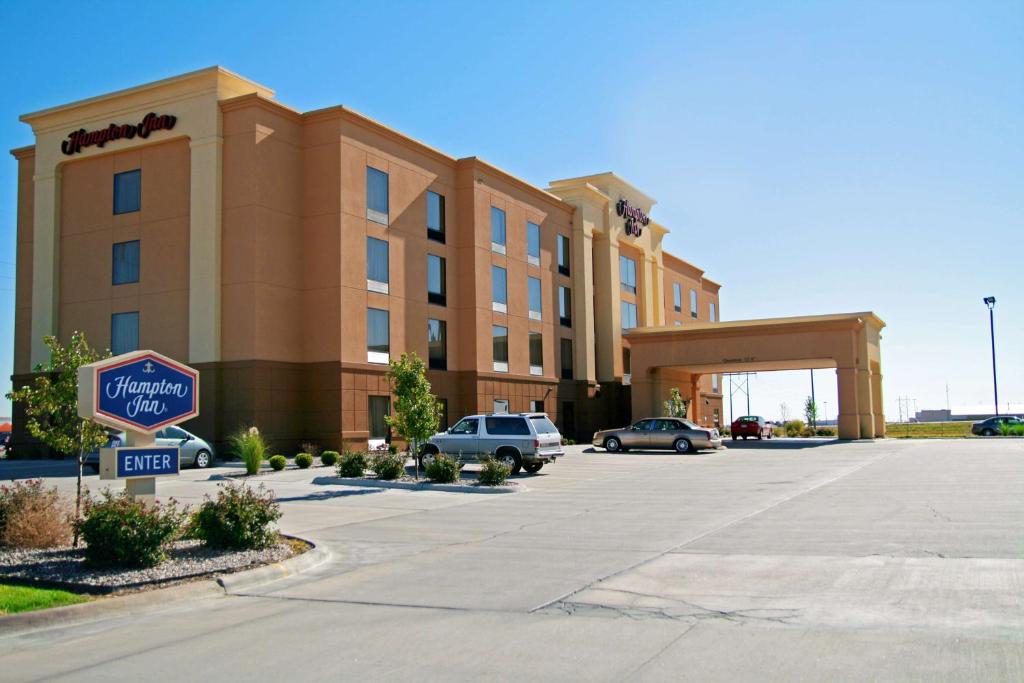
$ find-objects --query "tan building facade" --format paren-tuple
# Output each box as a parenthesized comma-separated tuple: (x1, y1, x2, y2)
(11, 67, 727, 453)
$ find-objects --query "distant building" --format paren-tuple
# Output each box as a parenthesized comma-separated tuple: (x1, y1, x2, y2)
(915, 404, 1024, 422)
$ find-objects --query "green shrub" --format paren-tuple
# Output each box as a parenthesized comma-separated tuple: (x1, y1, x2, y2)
(0, 479, 72, 549)
(388, 444, 399, 455)
(269, 455, 287, 471)
(295, 453, 313, 469)
(189, 483, 281, 550)
(425, 453, 462, 484)
(370, 450, 405, 480)
(784, 420, 805, 437)
(229, 426, 269, 475)
(800, 427, 816, 438)
(815, 427, 836, 437)
(337, 450, 367, 478)
(478, 456, 511, 486)
(78, 490, 185, 568)
(719, 426, 731, 436)
(320, 450, 339, 466)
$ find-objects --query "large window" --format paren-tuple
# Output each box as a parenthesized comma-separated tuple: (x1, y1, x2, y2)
(367, 237, 389, 292)
(557, 234, 570, 275)
(673, 283, 682, 312)
(710, 301, 717, 322)
(492, 325, 508, 372)
(111, 312, 139, 355)
(367, 308, 389, 363)
(368, 396, 391, 440)
(428, 319, 447, 370)
(559, 286, 571, 327)
(528, 277, 542, 320)
(620, 255, 637, 294)
(427, 191, 445, 243)
(112, 240, 140, 285)
(491, 206, 506, 253)
(560, 338, 573, 380)
(113, 169, 141, 215)
(527, 221, 541, 265)
(366, 167, 388, 224)
(711, 373, 719, 393)
(428, 254, 446, 306)
(492, 265, 507, 312)
(621, 301, 638, 330)
(529, 332, 543, 375)
(690, 289, 698, 319)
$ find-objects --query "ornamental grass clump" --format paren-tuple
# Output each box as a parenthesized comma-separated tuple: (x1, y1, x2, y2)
(295, 453, 313, 469)
(477, 456, 511, 486)
(78, 490, 186, 568)
(369, 449, 405, 480)
(0, 479, 73, 549)
(269, 455, 287, 471)
(189, 483, 281, 550)
(320, 450, 339, 467)
(230, 426, 269, 475)
(337, 450, 367, 478)
(425, 453, 462, 484)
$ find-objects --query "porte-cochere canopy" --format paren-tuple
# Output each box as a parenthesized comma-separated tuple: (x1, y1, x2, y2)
(624, 312, 886, 439)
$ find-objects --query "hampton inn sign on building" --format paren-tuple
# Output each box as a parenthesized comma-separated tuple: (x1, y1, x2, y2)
(10, 67, 886, 452)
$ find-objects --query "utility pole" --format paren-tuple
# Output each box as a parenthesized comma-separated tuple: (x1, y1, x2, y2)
(809, 369, 816, 428)
(984, 297, 998, 415)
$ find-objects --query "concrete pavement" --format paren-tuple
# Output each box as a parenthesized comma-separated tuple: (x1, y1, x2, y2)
(0, 438, 1021, 681)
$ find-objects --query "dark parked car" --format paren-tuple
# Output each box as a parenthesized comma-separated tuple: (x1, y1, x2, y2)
(971, 415, 1024, 436)
(730, 415, 773, 440)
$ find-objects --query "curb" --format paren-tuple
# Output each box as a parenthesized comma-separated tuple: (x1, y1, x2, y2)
(313, 476, 525, 494)
(217, 541, 330, 594)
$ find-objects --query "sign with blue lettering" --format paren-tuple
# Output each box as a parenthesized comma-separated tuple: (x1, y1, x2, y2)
(78, 350, 199, 434)
(100, 447, 180, 480)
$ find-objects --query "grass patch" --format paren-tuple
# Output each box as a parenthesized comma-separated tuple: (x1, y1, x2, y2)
(0, 583, 90, 615)
(886, 422, 974, 438)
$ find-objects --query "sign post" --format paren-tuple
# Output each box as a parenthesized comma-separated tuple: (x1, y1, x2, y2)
(78, 350, 199, 503)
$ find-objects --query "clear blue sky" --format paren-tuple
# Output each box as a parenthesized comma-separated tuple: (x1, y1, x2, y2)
(1, 0, 1021, 421)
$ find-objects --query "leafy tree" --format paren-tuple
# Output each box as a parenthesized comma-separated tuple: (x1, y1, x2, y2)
(6, 333, 110, 545)
(804, 396, 819, 428)
(664, 387, 691, 419)
(385, 352, 441, 480)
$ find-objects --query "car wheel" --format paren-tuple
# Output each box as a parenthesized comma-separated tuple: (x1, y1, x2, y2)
(496, 448, 522, 475)
(757, 433, 764, 440)
(767, 431, 773, 440)
(523, 462, 543, 474)
(982, 429, 995, 436)
(419, 446, 438, 468)
(674, 438, 692, 454)
(194, 450, 213, 469)
(604, 437, 622, 453)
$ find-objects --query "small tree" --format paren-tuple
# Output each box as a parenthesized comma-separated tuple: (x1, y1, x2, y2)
(664, 387, 691, 419)
(804, 396, 819, 428)
(6, 333, 110, 545)
(385, 352, 441, 480)
(779, 402, 790, 424)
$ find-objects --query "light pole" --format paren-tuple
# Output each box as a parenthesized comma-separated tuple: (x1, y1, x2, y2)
(984, 296, 998, 415)
(809, 369, 816, 428)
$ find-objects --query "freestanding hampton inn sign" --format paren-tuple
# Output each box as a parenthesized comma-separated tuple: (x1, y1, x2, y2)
(78, 350, 199, 500)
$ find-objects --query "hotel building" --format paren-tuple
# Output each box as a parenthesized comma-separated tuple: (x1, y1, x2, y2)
(10, 67, 727, 452)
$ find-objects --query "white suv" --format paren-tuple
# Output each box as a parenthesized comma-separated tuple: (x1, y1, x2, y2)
(419, 413, 564, 474)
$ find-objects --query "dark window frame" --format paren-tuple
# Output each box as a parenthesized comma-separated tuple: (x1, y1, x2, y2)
(428, 318, 447, 371)
(113, 169, 141, 215)
(427, 254, 447, 306)
(427, 190, 445, 243)
(111, 311, 140, 355)
(557, 234, 570, 276)
(112, 240, 140, 285)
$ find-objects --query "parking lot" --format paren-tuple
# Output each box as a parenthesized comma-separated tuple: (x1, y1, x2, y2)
(1, 438, 1022, 681)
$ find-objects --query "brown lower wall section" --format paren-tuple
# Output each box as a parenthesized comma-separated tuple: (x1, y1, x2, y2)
(8, 364, 636, 459)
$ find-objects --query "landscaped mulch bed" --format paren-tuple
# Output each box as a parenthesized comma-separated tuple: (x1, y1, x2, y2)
(0, 538, 302, 594)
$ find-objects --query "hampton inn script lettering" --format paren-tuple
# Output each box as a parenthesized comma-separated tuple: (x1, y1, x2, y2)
(104, 376, 189, 419)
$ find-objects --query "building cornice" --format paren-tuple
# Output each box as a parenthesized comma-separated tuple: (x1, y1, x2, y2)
(219, 93, 302, 121)
(457, 157, 574, 213)
(625, 312, 886, 342)
(9, 145, 35, 160)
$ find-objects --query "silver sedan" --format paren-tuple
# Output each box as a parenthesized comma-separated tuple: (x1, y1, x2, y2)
(84, 425, 216, 471)
(593, 417, 723, 454)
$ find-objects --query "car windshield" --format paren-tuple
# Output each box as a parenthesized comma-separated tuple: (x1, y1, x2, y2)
(530, 416, 559, 434)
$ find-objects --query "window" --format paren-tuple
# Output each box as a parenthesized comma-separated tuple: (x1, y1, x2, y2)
(492, 265, 507, 312)
(620, 255, 636, 294)
(366, 167, 388, 224)
(492, 325, 508, 372)
(530, 399, 545, 413)
(491, 206, 506, 253)
(528, 277, 542, 320)
(493, 399, 509, 414)
(690, 289, 698, 319)
(710, 301, 717, 322)
(113, 169, 141, 215)
(367, 237, 389, 293)
(368, 396, 391, 440)
(428, 254, 446, 306)
(529, 332, 543, 375)
(711, 373, 719, 393)
(438, 399, 449, 430)
(485, 416, 531, 435)
(623, 347, 631, 375)
(560, 338, 573, 380)
(527, 221, 541, 265)
(367, 308, 389, 363)
(559, 286, 572, 327)
(428, 319, 447, 370)
(111, 312, 139, 355)
(621, 301, 638, 330)
(112, 240, 140, 285)
(557, 234, 570, 275)
(450, 417, 478, 435)
(532, 414, 559, 433)
(159, 426, 190, 440)
(427, 191, 445, 243)
(673, 283, 682, 312)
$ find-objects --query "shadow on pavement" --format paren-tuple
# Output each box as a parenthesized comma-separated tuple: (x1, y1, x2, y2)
(0, 459, 80, 480)
(277, 488, 383, 502)
(722, 438, 840, 450)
